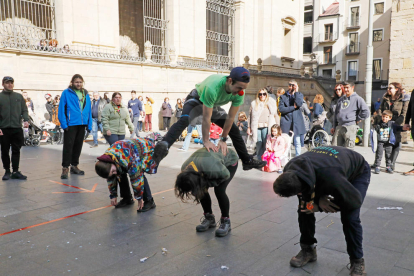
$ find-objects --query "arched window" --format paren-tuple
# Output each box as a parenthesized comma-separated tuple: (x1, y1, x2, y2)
(0, 0, 56, 48)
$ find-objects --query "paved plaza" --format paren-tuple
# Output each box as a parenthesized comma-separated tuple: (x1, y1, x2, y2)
(0, 139, 414, 276)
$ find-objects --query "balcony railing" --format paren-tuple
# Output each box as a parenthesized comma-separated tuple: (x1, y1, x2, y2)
(317, 32, 338, 43)
(346, 42, 360, 55)
(345, 17, 360, 29)
(345, 71, 359, 81)
(373, 69, 388, 81)
(319, 55, 336, 65)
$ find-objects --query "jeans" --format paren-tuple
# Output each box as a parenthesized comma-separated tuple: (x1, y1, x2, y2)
(131, 117, 140, 138)
(162, 92, 250, 162)
(256, 127, 268, 160)
(104, 134, 125, 146)
(138, 121, 143, 132)
(374, 142, 393, 167)
(0, 128, 24, 172)
(118, 173, 152, 201)
(210, 138, 219, 146)
(298, 162, 370, 259)
(182, 125, 202, 150)
(62, 125, 86, 168)
(200, 163, 238, 218)
(145, 114, 152, 131)
(293, 134, 301, 156)
(91, 118, 103, 145)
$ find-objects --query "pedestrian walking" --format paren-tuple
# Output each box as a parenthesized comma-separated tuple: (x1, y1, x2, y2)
(273, 146, 371, 276)
(331, 81, 370, 148)
(161, 97, 173, 131)
(95, 138, 158, 212)
(90, 91, 106, 147)
(154, 67, 266, 171)
(248, 88, 277, 160)
(101, 92, 134, 146)
(128, 90, 143, 138)
(144, 96, 154, 132)
(0, 76, 30, 180)
(371, 110, 409, 174)
(175, 148, 239, 237)
(58, 74, 92, 179)
(278, 80, 306, 156)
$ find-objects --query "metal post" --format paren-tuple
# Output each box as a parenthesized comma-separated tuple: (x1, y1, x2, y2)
(363, 0, 374, 147)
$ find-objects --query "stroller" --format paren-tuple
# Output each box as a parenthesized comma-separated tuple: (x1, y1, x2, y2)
(24, 115, 59, 146)
(304, 112, 331, 150)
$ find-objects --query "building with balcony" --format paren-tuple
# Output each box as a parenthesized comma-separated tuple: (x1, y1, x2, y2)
(303, 0, 391, 103)
(0, 0, 313, 130)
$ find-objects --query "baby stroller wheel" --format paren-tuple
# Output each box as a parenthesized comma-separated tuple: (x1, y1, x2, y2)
(312, 130, 330, 148)
(31, 138, 40, 147)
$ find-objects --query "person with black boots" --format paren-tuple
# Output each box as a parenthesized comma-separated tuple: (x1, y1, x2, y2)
(58, 74, 92, 179)
(0, 76, 30, 180)
(175, 147, 238, 237)
(154, 67, 266, 171)
(95, 138, 159, 212)
(273, 146, 370, 276)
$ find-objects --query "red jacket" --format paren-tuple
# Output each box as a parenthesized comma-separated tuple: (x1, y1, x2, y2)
(209, 123, 223, 139)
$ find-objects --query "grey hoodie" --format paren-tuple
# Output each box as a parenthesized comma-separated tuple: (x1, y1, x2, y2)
(333, 93, 370, 129)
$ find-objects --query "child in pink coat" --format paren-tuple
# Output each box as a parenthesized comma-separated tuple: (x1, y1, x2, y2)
(262, 124, 286, 173)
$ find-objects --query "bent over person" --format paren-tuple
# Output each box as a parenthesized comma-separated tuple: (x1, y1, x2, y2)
(273, 146, 370, 276)
(154, 67, 266, 171)
(95, 138, 161, 212)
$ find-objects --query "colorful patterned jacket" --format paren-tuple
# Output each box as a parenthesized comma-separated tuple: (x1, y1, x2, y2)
(97, 138, 158, 200)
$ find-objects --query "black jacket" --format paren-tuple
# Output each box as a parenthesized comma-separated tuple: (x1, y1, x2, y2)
(0, 90, 29, 128)
(283, 146, 366, 211)
(405, 90, 414, 138)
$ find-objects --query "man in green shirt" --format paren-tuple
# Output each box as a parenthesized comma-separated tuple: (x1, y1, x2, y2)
(154, 67, 266, 170)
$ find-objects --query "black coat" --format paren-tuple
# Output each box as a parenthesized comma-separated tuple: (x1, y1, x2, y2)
(405, 90, 414, 139)
(278, 91, 306, 135)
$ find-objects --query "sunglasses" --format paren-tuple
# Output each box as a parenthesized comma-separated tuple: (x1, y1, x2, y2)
(259, 93, 267, 96)
(288, 84, 294, 86)
(335, 88, 342, 91)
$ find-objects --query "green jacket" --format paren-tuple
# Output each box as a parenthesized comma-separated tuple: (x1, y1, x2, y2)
(181, 148, 239, 187)
(0, 90, 29, 128)
(101, 102, 134, 135)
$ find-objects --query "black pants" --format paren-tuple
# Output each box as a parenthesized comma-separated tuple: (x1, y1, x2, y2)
(162, 91, 250, 162)
(119, 173, 152, 201)
(62, 125, 86, 168)
(374, 142, 395, 167)
(163, 117, 171, 130)
(0, 128, 24, 172)
(200, 163, 238, 218)
(298, 162, 371, 260)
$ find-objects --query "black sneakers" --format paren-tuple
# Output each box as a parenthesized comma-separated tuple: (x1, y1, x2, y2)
(196, 213, 216, 232)
(115, 198, 135, 208)
(215, 217, 231, 237)
(138, 198, 156, 212)
(242, 157, 267, 171)
(2, 171, 11, 181)
(11, 171, 27, 180)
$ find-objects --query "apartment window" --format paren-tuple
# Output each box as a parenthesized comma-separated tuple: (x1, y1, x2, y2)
(323, 69, 333, 78)
(348, 61, 358, 81)
(325, 24, 333, 41)
(303, 37, 312, 54)
(206, 0, 235, 69)
(349, 33, 359, 53)
(373, 59, 382, 80)
(375, 2, 384, 14)
(324, 46, 332, 64)
(304, 6, 313, 23)
(350, 7, 360, 27)
(373, 29, 383, 41)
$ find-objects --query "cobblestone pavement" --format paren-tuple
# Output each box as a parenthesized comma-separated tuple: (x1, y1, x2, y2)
(0, 137, 413, 276)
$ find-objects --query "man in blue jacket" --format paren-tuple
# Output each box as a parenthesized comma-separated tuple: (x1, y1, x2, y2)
(58, 74, 92, 179)
(278, 79, 306, 156)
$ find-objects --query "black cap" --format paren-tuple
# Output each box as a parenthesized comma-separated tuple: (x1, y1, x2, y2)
(229, 67, 250, 83)
(2, 76, 14, 84)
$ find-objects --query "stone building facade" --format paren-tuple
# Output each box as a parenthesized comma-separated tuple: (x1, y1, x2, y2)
(0, 0, 332, 130)
(389, 0, 414, 91)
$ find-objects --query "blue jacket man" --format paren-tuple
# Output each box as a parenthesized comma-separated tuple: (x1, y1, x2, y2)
(279, 80, 306, 156)
(58, 74, 92, 179)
